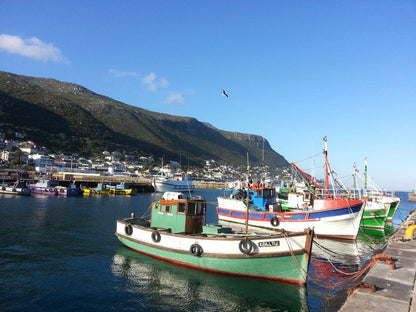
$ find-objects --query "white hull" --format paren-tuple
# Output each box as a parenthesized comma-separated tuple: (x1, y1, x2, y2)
(217, 197, 364, 240)
(218, 212, 362, 240)
(153, 181, 194, 193)
(0, 185, 31, 195)
(363, 200, 389, 212)
(116, 221, 308, 256)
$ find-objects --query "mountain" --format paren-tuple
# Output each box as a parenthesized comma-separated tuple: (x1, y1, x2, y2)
(0, 70, 288, 168)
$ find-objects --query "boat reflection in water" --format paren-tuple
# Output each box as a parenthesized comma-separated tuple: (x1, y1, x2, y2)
(111, 246, 308, 312)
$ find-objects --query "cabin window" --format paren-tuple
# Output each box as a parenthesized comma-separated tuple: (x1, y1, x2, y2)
(187, 202, 196, 215)
(178, 203, 186, 213)
(196, 203, 204, 215)
(161, 205, 171, 213)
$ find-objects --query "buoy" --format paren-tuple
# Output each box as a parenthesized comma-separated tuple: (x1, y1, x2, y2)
(405, 224, 416, 239)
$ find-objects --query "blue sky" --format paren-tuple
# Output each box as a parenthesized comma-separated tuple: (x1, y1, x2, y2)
(0, 1, 415, 191)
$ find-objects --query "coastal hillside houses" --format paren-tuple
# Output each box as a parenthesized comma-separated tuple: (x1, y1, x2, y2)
(0, 137, 286, 183)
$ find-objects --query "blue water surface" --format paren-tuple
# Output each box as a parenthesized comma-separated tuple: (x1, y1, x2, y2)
(0, 190, 414, 311)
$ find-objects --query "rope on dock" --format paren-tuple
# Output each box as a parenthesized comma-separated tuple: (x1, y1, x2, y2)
(284, 231, 395, 299)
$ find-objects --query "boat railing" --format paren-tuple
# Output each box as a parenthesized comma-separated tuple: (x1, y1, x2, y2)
(313, 188, 361, 200)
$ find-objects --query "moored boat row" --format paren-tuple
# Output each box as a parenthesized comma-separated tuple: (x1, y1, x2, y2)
(83, 182, 136, 196)
(0, 179, 83, 196)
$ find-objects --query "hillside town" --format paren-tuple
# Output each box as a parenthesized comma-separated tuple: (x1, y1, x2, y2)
(0, 132, 289, 184)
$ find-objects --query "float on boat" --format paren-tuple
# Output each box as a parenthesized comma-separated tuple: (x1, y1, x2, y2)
(115, 191, 314, 284)
(0, 180, 31, 195)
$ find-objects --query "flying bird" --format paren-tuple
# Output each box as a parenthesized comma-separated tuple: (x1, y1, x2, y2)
(222, 90, 229, 98)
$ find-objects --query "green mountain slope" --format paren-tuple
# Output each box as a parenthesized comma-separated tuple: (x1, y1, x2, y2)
(0, 71, 288, 168)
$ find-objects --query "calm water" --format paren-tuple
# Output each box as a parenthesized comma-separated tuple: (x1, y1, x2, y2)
(0, 190, 414, 312)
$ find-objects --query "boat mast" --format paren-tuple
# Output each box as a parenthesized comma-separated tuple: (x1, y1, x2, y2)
(245, 152, 250, 233)
(364, 157, 368, 194)
(323, 136, 329, 191)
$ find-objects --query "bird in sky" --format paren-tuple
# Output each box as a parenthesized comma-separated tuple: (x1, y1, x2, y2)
(222, 90, 229, 98)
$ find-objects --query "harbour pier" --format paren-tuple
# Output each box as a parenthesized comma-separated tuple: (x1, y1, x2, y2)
(340, 210, 416, 311)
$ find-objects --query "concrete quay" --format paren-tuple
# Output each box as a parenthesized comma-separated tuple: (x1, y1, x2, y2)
(340, 211, 416, 312)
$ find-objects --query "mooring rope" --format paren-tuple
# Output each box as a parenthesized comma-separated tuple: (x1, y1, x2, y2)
(284, 232, 393, 293)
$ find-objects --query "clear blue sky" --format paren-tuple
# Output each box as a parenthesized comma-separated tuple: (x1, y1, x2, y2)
(1, 1, 415, 191)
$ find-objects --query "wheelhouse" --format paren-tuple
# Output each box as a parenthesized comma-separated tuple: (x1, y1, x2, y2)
(151, 192, 206, 234)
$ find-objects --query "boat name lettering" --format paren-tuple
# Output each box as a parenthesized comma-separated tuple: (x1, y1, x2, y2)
(258, 240, 280, 247)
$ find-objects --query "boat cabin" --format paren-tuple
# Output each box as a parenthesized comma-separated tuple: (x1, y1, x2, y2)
(249, 185, 277, 211)
(151, 192, 206, 234)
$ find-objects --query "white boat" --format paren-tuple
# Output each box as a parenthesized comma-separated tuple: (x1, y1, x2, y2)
(217, 189, 364, 240)
(218, 138, 364, 240)
(152, 171, 195, 193)
(0, 180, 31, 195)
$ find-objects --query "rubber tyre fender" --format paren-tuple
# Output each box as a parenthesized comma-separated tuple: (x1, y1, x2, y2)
(151, 230, 161, 243)
(125, 224, 133, 236)
(190, 243, 203, 256)
(239, 238, 253, 255)
(270, 217, 280, 227)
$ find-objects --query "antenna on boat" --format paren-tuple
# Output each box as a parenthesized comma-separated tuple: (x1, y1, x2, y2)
(364, 157, 368, 194)
(245, 152, 250, 233)
(352, 162, 360, 199)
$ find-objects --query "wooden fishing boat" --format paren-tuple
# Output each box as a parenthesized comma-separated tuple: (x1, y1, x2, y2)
(115, 192, 314, 284)
(218, 188, 363, 240)
(359, 199, 388, 229)
(353, 159, 400, 226)
(82, 183, 109, 195)
(107, 182, 136, 195)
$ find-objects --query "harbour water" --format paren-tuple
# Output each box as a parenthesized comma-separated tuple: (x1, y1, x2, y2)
(0, 190, 414, 311)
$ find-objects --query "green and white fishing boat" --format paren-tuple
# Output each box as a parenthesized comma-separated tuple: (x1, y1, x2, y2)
(359, 200, 388, 229)
(115, 192, 314, 285)
(353, 159, 400, 227)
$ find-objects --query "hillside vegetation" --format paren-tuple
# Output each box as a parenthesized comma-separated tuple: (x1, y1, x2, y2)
(0, 70, 288, 168)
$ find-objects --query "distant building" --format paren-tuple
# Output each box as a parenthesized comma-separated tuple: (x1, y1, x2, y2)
(19, 146, 38, 154)
(1, 150, 15, 161)
(15, 132, 25, 139)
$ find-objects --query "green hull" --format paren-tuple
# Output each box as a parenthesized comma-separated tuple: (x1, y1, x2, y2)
(117, 236, 309, 284)
(360, 210, 387, 229)
(386, 200, 400, 221)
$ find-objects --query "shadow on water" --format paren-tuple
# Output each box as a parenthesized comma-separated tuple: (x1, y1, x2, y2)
(111, 246, 309, 312)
